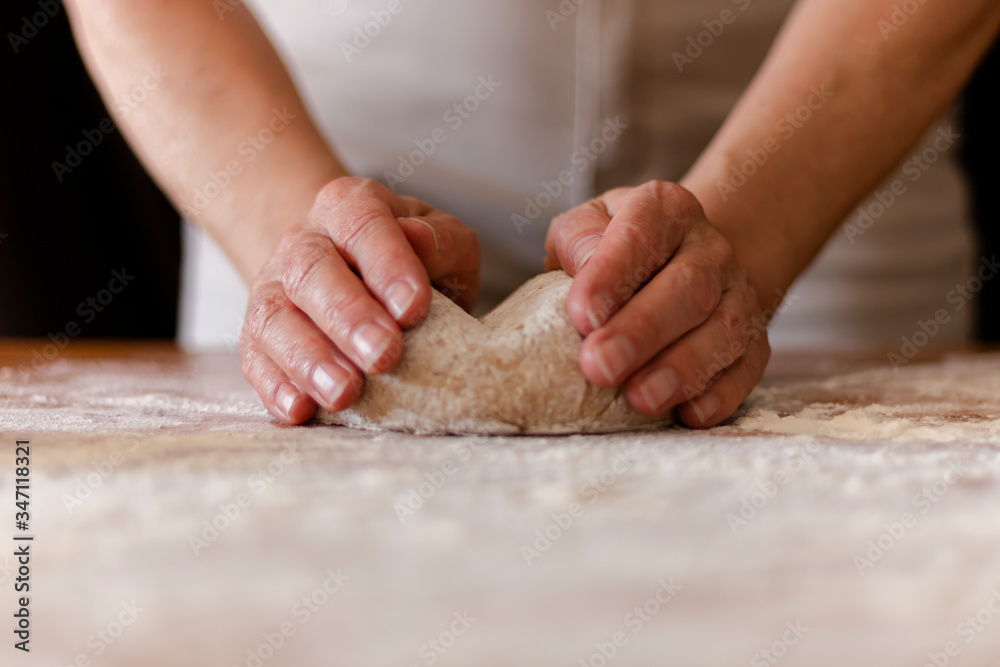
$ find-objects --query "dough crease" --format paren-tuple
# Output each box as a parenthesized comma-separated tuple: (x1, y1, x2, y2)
(315, 270, 673, 435)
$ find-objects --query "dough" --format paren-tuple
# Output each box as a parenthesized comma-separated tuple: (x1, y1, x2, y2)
(315, 270, 673, 435)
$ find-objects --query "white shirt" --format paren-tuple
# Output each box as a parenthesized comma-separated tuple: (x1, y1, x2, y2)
(180, 0, 974, 351)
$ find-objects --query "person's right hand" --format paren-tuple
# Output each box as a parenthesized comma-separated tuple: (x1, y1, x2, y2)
(240, 177, 480, 424)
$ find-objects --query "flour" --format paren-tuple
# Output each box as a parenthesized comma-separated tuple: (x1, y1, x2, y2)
(3, 344, 999, 444)
(724, 353, 1000, 444)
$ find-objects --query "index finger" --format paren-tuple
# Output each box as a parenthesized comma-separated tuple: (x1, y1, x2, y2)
(563, 182, 698, 335)
(314, 180, 433, 329)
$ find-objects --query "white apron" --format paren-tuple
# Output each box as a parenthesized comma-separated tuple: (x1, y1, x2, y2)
(180, 0, 975, 351)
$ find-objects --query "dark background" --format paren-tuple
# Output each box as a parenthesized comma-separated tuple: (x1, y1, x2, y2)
(960, 41, 1000, 341)
(0, 0, 180, 339)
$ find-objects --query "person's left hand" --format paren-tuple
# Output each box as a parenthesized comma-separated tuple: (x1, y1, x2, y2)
(544, 180, 771, 428)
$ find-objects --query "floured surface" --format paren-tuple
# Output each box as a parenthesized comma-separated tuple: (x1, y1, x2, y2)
(316, 271, 669, 434)
(2, 343, 1000, 666)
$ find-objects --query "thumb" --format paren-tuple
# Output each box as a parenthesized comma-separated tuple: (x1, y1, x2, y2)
(544, 199, 612, 276)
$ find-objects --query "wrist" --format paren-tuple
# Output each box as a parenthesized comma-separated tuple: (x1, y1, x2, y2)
(681, 172, 796, 313)
(202, 156, 348, 282)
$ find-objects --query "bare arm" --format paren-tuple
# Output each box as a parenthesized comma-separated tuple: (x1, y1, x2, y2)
(67, 0, 480, 423)
(547, 0, 1000, 427)
(65, 0, 345, 279)
(682, 0, 1000, 306)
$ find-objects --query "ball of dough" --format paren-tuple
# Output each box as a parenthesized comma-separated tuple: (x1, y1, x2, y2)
(315, 270, 673, 435)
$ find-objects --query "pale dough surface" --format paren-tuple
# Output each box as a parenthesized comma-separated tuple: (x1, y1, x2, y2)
(315, 270, 672, 435)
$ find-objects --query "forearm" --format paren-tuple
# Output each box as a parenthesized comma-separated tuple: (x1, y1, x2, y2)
(66, 0, 347, 281)
(682, 0, 1000, 306)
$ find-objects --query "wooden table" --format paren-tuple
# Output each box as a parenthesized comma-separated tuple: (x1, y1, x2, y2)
(2, 341, 999, 666)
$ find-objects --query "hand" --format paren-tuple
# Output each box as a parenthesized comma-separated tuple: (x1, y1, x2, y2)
(241, 177, 480, 424)
(545, 181, 771, 428)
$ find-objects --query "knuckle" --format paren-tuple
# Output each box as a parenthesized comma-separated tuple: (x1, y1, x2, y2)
(674, 262, 720, 320)
(717, 305, 749, 357)
(624, 219, 661, 256)
(318, 288, 372, 333)
(245, 291, 290, 344)
(551, 210, 572, 228)
(601, 188, 630, 202)
(314, 176, 365, 209)
(395, 195, 424, 213)
(713, 235, 737, 268)
(648, 180, 701, 218)
(334, 206, 386, 253)
(567, 197, 603, 218)
(280, 238, 332, 301)
(282, 338, 320, 378)
(648, 179, 683, 198)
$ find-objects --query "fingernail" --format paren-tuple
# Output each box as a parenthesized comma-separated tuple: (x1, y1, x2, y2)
(690, 393, 721, 425)
(572, 234, 603, 271)
(312, 361, 350, 408)
(276, 382, 304, 419)
(586, 290, 617, 331)
(638, 368, 680, 412)
(352, 321, 395, 370)
(594, 335, 635, 384)
(404, 218, 441, 253)
(385, 280, 417, 320)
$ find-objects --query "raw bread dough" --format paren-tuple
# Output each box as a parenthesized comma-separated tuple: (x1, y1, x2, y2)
(315, 270, 673, 435)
